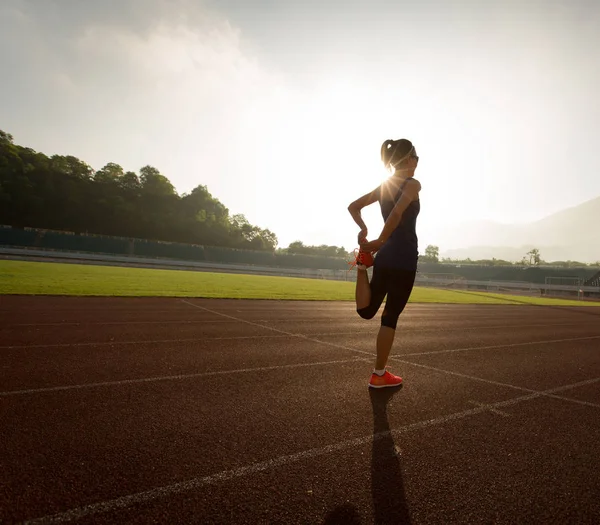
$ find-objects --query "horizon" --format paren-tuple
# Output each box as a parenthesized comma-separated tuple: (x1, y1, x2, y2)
(2, 0, 599, 255)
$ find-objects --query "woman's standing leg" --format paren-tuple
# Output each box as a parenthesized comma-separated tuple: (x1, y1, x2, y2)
(369, 269, 416, 388)
(375, 324, 396, 371)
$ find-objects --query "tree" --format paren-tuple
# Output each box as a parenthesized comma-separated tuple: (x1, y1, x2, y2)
(139, 165, 175, 196)
(283, 241, 349, 257)
(526, 248, 541, 266)
(259, 228, 278, 251)
(94, 162, 124, 183)
(50, 155, 93, 180)
(120, 171, 142, 193)
(286, 241, 306, 254)
(0, 130, 15, 145)
(423, 245, 440, 263)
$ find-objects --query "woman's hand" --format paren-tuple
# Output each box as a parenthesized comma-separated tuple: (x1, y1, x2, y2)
(358, 228, 368, 245)
(360, 237, 384, 253)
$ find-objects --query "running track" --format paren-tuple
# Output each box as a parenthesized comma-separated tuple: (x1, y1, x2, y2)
(1, 296, 600, 524)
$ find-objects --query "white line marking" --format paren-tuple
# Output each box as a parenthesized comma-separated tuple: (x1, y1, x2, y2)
(181, 300, 600, 410)
(393, 359, 600, 410)
(180, 300, 299, 335)
(4, 331, 600, 351)
(2, 320, 236, 327)
(402, 335, 600, 358)
(468, 400, 510, 417)
(0, 331, 372, 350)
(23, 377, 597, 524)
(3, 319, 594, 330)
(0, 335, 290, 350)
(0, 357, 368, 397)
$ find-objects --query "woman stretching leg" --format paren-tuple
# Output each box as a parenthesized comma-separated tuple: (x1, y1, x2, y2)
(348, 138, 421, 388)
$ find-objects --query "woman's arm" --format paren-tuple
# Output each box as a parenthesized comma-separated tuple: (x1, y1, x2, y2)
(348, 187, 380, 242)
(361, 179, 421, 252)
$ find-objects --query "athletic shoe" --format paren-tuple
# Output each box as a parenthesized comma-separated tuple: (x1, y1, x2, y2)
(369, 370, 403, 388)
(348, 248, 374, 271)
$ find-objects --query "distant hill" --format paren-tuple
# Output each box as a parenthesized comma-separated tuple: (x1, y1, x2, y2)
(440, 196, 600, 263)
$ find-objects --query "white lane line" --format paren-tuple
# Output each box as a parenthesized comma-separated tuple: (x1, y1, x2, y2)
(2, 318, 365, 328)
(468, 400, 510, 417)
(4, 331, 600, 351)
(243, 322, 600, 333)
(3, 319, 594, 330)
(23, 376, 595, 525)
(0, 331, 374, 350)
(402, 334, 600, 358)
(181, 300, 600, 410)
(0, 357, 369, 397)
(180, 300, 301, 335)
(2, 320, 236, 327)
(393, 359, 600, 410)
(0, 335, 289, 350)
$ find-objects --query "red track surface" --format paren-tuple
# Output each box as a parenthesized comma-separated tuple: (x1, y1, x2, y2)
(1, 296, 600, 524)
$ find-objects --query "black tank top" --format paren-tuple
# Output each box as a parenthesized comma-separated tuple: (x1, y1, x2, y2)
(374, 177, 420, 270)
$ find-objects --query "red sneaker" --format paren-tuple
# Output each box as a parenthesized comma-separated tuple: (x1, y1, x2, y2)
(348, 248, 374, 270)
(369, 370, 403, 388)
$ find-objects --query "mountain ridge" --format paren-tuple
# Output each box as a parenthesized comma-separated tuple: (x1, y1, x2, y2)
(439, 195, 600, 263)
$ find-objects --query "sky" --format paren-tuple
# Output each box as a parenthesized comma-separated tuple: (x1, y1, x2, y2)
(1, 0, 600, 253)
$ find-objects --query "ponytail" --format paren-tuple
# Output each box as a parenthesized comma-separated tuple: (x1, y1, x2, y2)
(380, 139, 414, 170)
(380, 140, 395, 169)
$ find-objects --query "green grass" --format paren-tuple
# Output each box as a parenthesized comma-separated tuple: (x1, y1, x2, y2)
(0, 259, 598, 306)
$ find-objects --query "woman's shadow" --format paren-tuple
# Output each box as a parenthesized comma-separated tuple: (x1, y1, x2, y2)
(370, 385, 412, 524)
(323, 386, 411, 525)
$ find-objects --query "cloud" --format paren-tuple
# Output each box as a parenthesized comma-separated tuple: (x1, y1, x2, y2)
(0, 0, 285, 198)
(3, 0, 600, 252)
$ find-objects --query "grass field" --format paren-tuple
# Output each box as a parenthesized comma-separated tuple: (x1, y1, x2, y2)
(1, 259, 598, 307)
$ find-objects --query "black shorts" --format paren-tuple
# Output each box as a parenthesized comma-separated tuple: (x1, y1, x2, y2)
(357, 266, 416, 329)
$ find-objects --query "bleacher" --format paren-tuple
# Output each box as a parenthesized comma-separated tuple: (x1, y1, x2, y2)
(0, 226, 37, 247)
(134, 239, 206, 261)
(0, 225, 350, 271)
(583, 270, 600, 288)
(417, 261, 598, 285)
(203, 246, 275, 266)
(35, 230, 129, 255)
(275, 252, 348, 271)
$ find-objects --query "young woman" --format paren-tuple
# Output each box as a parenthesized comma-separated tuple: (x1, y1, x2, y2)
(347, 138, 421, 388)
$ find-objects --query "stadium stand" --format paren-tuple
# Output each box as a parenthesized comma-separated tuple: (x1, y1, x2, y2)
(1, 225, 598, 286)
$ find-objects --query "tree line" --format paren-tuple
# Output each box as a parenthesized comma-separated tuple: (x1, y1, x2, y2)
(0, 130, 281, 251)
(0, 129, 359, 256)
